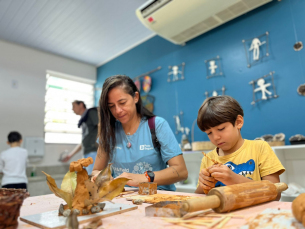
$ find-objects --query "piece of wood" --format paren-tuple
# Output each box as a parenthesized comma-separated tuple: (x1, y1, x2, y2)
(126, 194, 198, 204)
(216, 216, 231, 228)
(208, 216, 225, 228)
(182, 181, 288, 213)
(182, 209, 213, 219)
(20, 202, 137, 229)
(138, 182, 157, 195)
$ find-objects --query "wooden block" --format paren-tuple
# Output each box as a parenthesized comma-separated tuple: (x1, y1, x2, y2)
(138, 182, 157, 195)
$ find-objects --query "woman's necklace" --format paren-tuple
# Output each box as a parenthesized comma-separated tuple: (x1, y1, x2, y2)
(124, 118, 141, 148)
(125, 132, 132, 148)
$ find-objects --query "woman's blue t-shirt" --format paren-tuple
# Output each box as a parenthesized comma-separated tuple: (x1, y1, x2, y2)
(111, 116, 182, 191)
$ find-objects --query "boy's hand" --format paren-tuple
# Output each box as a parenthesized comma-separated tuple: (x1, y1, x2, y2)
(208, 164, 237, 185)
(198, 168, 217, 192)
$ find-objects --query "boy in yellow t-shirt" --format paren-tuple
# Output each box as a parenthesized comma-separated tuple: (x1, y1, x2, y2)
(195, 96, 285, 200)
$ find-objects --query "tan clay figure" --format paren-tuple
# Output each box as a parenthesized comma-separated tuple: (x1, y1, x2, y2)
(43, 157, 129, 218)
(70, 158, 93, 213)
(292, 193, 305, 226)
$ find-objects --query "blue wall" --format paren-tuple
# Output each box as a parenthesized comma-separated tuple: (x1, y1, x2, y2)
(96, 0, 305, 145)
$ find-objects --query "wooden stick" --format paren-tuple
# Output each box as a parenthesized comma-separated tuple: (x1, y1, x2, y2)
(202, 152, 222, 165)
(216, 216, 231, 228)
(203, 214, 244, 218)
(182, 209, 213, 219)
(120, 191, 135, 195)
(208, 216, 225, 228)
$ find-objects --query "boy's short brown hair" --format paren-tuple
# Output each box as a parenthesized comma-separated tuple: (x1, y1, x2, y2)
(197, 95, 244, 131)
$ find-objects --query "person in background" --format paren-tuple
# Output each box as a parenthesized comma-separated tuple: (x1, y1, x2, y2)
(91, 75, 188, 191)
(0, 131, 28, 190)
(195, 95, 285, 200)
(62, 100, 98, 175)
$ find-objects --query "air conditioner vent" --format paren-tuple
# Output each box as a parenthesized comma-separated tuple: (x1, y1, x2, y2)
(228, 2, 248, 15)
(203, 17, 220, 28)
(216, 9, 235, 22)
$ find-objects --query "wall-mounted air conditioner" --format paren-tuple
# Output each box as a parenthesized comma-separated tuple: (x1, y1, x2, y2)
(136, 0, 272, 45)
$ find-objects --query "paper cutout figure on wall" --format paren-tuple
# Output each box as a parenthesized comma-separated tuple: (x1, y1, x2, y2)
(254, 78, 271, 100)
(205, 56, 223, 79)
(168, 62, 185, 82)
(205, 86, 226, 99)
(249, 71, 278, 105)
(249, 38, 266, 61)
(209, 60, 218, 75)
(242, 32, 269, 68)
(142, 76, 151, 93)
(173, 111, 184, 134)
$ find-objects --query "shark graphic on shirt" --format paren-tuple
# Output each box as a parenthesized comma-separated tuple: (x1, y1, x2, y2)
(215, 159, 255, 187)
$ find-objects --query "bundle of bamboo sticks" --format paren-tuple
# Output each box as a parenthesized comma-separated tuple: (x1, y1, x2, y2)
(163, 209, 244, 229)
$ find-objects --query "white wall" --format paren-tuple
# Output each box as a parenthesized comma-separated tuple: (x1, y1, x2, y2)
(0, 40, 96, 166)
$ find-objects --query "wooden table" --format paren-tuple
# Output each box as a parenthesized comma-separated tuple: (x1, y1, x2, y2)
(18, 190, 293, 229)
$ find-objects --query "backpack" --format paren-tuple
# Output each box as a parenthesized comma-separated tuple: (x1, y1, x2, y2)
(148, 116, 161, 153)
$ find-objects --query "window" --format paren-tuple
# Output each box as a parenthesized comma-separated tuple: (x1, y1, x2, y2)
(44, 71, 95, 144)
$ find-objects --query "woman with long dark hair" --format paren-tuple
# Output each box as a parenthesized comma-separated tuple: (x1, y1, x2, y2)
(92, 75, 188, 191)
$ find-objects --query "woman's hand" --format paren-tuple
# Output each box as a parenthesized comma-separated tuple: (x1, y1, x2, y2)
(117, 172, 147, 187)
(91, 170, 100, 182)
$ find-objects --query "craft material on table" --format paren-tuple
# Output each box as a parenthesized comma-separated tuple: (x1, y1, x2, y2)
(20, 201, 137, 229)
(126, 193, 198, 204)
(138, 182, 157, 195)
(182, 180, 288, 213)
(162, 209, 244, 228)
(146, 201, 187, 217)
(240, 208, 303, 229)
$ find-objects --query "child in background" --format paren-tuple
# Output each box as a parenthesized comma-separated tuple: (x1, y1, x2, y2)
(0, 131, 28, 190)
(195, 96, 285, 200)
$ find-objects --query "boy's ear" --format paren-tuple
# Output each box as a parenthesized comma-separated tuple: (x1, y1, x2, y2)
(236, 115, 244, 129)
(6, 141, 10, 145)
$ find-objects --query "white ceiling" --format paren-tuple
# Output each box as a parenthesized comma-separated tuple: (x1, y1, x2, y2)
(0, 0, 155, 66)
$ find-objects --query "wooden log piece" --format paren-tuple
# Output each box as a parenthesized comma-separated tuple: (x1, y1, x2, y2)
(138, 182, 157, 195)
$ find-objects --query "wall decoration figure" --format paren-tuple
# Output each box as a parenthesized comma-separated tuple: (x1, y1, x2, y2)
(242, 32, 269, 68)
(297, 84, 305, 96)
(205, 86, 226, 99)
(205, 56, 223, 79)
(141, 94, 155, 112)
(168, 62, 185, 82)
(249, 71, 278, 105)
(173, 111, 184, 134)
(142, 75, 151, 93)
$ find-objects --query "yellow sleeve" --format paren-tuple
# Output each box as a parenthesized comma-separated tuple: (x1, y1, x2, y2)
(259, 141, 285, 177)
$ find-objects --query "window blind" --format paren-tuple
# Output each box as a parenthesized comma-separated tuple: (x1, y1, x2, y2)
(44, 73, 94, 144)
